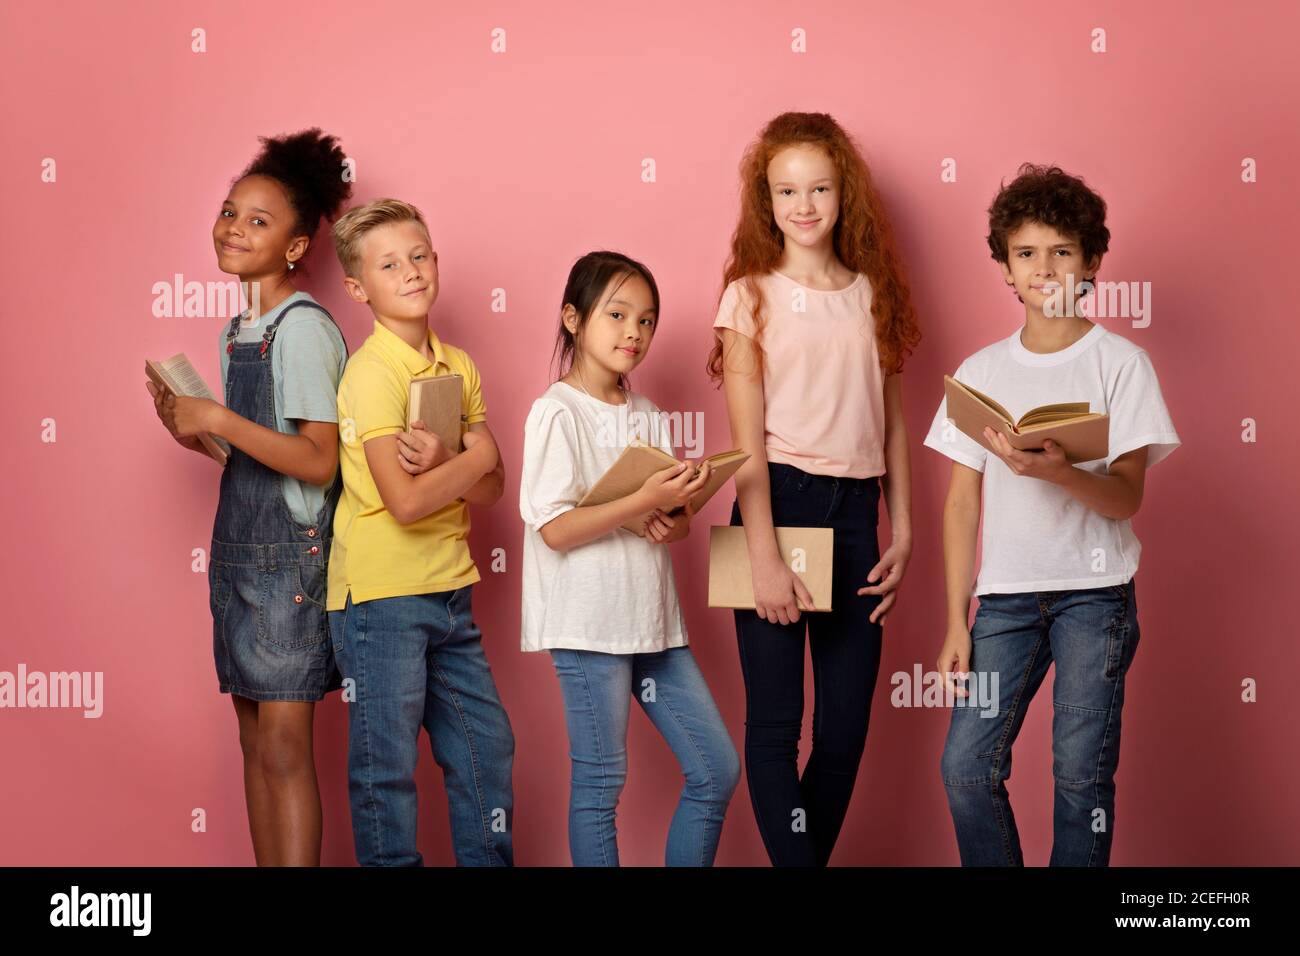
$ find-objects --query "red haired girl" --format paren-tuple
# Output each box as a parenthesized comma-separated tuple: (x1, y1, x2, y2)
(710, 112, 921, 866)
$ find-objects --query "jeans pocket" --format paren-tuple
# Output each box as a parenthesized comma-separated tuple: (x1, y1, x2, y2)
(258, 566, 328, 651)
(770, 465, 797, 497)
(209, 562, 232, 624)
(297, 560, 328, 610)
(1102, 589, 1134, 681)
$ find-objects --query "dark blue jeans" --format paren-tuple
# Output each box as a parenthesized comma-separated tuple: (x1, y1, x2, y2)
(729, 461, 885, 867)
(940, 581, 1141, 866)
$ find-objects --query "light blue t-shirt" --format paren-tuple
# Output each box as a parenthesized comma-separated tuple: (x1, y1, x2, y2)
(218, 290, 348, 527)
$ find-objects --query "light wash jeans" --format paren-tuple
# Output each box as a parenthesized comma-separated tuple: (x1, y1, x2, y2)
(330, 585, 515, 866)
(550, 645, 740, 866)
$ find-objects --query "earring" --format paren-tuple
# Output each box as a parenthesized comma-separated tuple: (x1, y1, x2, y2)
(287, 261, 296, 271)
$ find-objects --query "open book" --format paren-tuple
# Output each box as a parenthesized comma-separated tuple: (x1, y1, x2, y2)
(145, 354, 231, 466)
(943, 374, 1109, 464)
(707, 526, 834, 611)
(408, 373, 464, 454)
(576, 445, 751, 536)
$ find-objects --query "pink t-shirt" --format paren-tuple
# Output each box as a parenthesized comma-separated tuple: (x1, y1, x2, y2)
(712, 270, 886, 478)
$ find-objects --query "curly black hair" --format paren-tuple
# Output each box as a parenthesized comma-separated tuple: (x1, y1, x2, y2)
(237, 128, 352, 248)
(986, 163, 1110, 271)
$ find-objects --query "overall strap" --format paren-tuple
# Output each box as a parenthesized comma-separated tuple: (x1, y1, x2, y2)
(258, 300, 338, 357)
(225, 299, 337, 358)
(224, 312, 245, 354)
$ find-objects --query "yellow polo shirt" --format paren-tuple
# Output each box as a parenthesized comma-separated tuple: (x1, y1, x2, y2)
(327, 320, 488, 611)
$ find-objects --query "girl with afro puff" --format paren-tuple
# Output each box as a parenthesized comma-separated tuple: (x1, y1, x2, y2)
(147, 128, 352, 865)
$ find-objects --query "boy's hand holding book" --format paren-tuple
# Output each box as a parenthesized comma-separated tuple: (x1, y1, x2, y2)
(397, 422, 497, 479)
(983, 427, 1072, 483)
(397, 420, 455, 475)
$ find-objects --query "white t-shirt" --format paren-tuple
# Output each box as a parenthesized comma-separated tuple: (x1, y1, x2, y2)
(519, 381, 689, 653)
(922, 322, 1180, 595)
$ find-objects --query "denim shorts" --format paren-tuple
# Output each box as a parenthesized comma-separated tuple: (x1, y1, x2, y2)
(210, 541, 343, 702)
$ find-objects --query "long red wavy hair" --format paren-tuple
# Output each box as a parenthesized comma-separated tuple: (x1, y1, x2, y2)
(707, 112, 921, 383)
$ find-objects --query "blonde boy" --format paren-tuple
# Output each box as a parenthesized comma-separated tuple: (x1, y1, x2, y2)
(328, 199, 513, 867)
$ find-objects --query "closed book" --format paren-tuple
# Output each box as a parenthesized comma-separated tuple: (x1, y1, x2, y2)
(707, 525, 834, 611)
(408, 373, 464, 453)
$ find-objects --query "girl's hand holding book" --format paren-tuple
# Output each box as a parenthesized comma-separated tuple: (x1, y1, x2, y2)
(645, 498, 696, 544)
(637, 459, 713, 513)
(146, 381, 202, 450)
(159, 388, 222, 439)
(751, 552, 816, 626)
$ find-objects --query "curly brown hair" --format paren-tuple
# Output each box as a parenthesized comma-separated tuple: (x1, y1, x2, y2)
(986, 163, 1110, 274)
(706, 112, 920, 384)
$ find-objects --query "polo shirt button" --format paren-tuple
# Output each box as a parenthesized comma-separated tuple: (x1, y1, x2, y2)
(309, 546, 319, 555)
(307, 528, 317, 538)
(294, 594, 304, 604)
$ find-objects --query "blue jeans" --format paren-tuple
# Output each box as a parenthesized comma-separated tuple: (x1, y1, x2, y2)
(549, 646, 740, 866)
(940, 580, 1141, 866)
(329, 585, 515, 866)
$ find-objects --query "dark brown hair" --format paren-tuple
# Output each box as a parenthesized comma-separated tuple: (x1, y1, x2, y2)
(987, 163, 1110, 273)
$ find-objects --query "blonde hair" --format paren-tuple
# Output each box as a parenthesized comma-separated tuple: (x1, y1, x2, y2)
(331, 198, 431, 278)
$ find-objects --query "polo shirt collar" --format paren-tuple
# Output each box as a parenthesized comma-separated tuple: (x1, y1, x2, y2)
(371, 319, 448, 375)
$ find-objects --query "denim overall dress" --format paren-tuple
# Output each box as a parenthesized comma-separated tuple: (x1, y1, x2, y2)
(208, 301, 344, 701)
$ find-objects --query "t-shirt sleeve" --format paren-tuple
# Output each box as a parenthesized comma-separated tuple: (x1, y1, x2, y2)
(461, 353, 488, 426)
(922, 359, 989, 473)
(218, 322, 231, 392)
(345, 356, 407, 444)
(277, 315, 346, 424)
(1105, 350, 1180, 469)
(711, 279, 757, 339)
(519, 399, 584, 530)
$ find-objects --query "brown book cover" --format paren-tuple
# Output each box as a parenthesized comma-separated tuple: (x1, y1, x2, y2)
(943, 374, 1109, 463)
(408, 373, 464, 454)
(576, 444, 751, 536)
(707, 526, 834, 611)
(145, 355, 231, 466)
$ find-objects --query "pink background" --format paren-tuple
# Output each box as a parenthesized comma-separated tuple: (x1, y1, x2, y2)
(3, 0, 1297, 865)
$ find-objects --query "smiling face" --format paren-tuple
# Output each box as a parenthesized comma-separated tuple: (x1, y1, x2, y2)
(212, 174, 308, 278)
(1000, 220, 1102, 314)
(565, 271, 657, 381)
(345, 219, 439, 320)
(766, 144, 840, 250)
